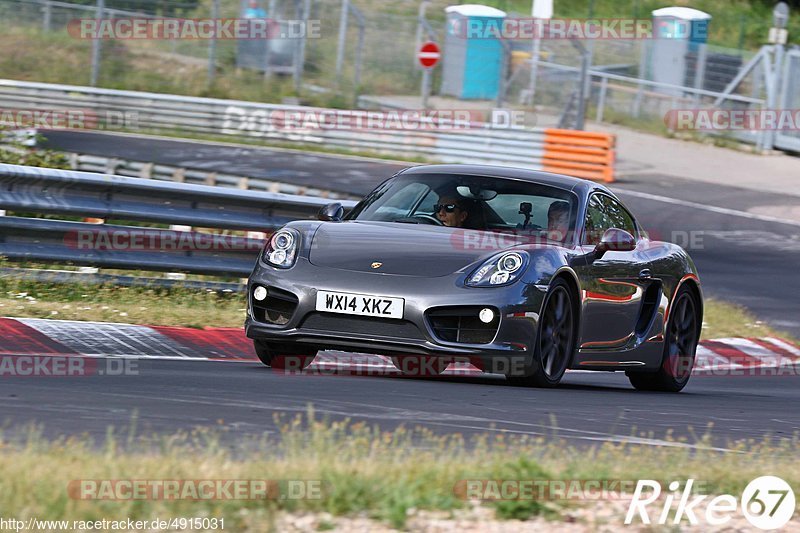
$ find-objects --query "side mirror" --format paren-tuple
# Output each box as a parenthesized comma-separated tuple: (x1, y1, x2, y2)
(594, 228, 636, 259)
(318, 202, 344, 222)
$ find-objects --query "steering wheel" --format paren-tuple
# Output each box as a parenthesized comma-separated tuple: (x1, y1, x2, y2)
(414, 213, 443, 225)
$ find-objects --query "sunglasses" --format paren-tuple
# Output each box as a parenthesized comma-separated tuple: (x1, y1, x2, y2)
(433, 203, 460, 213)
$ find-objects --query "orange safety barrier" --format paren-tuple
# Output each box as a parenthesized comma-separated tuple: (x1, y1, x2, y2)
(542, 128, 616, 183)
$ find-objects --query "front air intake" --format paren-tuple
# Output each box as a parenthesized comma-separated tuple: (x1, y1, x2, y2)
(251, 287, 298, 325)
(426, 307, 500, 344)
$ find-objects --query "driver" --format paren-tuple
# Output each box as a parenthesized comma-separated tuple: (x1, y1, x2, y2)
(547, 201, 571, 242)
(434, 195, 469, 227)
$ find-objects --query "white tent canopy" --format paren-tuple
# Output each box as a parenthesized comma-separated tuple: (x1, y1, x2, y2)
(445, 4, 507, 18)
(651, 7, 712, 20)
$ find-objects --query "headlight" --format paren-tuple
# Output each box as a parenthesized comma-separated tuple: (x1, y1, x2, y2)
(263, 229, 299, 268)
(466, 251, 528, 287)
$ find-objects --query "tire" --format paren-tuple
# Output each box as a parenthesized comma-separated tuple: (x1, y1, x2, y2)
(390, 355, 448, 376)
(253, 340, 316, 370)
(507, 278, 577, 388)
(627, 286, 699, 392)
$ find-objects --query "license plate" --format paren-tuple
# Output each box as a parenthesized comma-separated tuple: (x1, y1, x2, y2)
(315, 290, 404, 319)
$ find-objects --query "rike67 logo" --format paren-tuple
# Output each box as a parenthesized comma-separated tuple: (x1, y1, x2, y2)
(626, 476, 796, 530)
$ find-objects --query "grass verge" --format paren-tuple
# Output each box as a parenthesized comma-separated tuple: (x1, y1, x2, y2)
(0, 282, 245, 329)
(0, 413, 798, 530)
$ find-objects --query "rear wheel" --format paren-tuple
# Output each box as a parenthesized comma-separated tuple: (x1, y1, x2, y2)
(507, 278, 576, 388)
(253, 340, 316, 370)
(627, 286, 699, 392)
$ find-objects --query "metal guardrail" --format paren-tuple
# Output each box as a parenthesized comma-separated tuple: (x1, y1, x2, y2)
(0, 135, 362, 199)
(0, 164, 357, 276)
(0, 78, 616, 178)
(63, 153, 360, 200)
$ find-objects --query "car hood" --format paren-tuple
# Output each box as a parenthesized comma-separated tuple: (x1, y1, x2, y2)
(308, 221, 516, 277)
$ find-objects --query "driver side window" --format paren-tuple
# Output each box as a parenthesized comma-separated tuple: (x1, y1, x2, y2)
(583, 194, 636, 245)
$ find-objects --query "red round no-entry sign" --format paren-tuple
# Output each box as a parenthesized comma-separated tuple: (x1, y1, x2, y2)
(418, 41, 441, 69)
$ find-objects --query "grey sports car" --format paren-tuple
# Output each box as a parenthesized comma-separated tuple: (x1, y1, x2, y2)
(245, 164, 703, 391)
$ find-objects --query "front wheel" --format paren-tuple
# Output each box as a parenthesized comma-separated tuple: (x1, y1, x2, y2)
(253, 340, 316, 370)
(507, 278, 576, 388)
(627, 286, 699, 392)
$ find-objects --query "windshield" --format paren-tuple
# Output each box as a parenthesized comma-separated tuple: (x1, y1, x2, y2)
(347, 173, 579, 243)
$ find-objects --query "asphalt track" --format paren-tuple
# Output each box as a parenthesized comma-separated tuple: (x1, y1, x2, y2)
(4, 130, 796, 446)
(2, 359, 799, 447)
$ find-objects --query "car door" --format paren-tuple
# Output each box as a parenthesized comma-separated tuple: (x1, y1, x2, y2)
(575, 193, 647, 350)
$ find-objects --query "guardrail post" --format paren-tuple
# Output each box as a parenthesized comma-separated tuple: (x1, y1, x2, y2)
(105, 158, 120, 175)
(166, 224, 192, 281)
(173, 168, 186, 183)
(205, 172, 218, 186)
(140, 162, 153, 179)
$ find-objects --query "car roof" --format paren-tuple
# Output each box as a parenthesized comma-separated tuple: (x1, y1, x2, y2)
(397, 164, 613, 199)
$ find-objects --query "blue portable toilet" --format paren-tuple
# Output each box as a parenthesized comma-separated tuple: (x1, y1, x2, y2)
(652, 6, 710, 49)
(441, 4, 507, 100)
(648, 7, 711, 94)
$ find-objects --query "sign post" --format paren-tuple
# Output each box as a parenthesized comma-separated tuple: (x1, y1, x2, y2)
(418, 41, 440, 109)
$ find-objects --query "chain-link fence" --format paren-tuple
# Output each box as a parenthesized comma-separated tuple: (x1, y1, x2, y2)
(0, 0, 440, 106)
(0, 0, 790, 146)
(501, 36, 765, 130)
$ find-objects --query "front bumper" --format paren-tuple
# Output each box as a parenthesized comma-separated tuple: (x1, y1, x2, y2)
(245, 257, 546, 363)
